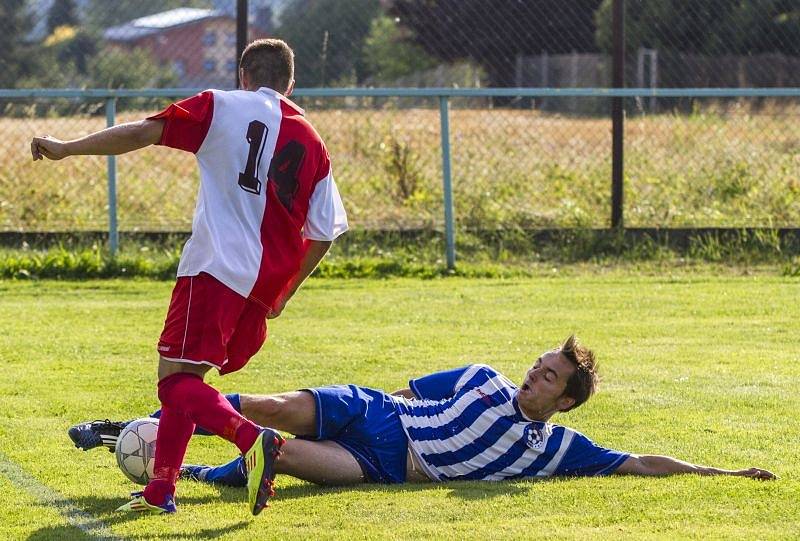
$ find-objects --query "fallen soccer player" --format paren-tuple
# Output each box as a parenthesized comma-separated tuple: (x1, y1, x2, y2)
(70, 335, 775, 501)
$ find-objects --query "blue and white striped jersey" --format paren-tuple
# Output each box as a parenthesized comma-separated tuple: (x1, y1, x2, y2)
(394, 364, 628, 482)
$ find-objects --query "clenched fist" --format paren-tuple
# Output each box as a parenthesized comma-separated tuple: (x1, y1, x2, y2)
(31, 135, 69, 161)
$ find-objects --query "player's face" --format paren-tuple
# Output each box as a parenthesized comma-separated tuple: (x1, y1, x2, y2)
(517, 349, 576, 420)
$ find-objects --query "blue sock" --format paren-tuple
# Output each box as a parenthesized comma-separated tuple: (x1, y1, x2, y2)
(148, 393, 242, 436)
(187, 457, 247, 487)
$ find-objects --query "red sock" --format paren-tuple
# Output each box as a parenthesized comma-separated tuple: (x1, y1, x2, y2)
(158, 372, 261, 455)
(143, 404, 194, 506)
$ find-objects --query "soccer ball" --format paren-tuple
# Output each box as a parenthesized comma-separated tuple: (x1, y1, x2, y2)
(115, 418, 159, 485)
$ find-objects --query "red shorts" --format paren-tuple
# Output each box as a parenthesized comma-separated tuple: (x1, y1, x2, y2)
(157, 272, 268, 374)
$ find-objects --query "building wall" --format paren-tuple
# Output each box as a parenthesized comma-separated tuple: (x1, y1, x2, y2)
(111, 18, 268, 88)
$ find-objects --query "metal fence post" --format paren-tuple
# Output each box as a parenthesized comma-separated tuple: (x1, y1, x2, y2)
(106, 97, 118, 255)
(611, 0, 625, 229)
(439, 95, 456, 270)
(235, 0, 248, 89)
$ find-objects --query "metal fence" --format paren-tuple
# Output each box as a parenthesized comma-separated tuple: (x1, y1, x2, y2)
(3, 86, 799, 265)
(2, 1, 800, 264)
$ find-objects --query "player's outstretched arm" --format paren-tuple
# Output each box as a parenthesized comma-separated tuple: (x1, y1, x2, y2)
(31, 119, 164, 161)
(615, 454, 776, 480)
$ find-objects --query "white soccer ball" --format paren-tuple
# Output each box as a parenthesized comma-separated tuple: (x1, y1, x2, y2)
(115, 417, 159, 485)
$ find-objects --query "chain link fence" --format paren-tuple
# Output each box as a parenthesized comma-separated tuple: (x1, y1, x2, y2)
(1, 0, 799, 240)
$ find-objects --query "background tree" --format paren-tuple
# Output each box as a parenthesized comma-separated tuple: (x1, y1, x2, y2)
(595, 0, 800, 55)
(0, 0, 48, 88)
(388, 0, 603, 87)
(362, 15, 437, 83)
(275, 0, 382, 87)
(43, 0, 97, 77)
(89, 47, 178, 88)
(46, 0, 79, 33)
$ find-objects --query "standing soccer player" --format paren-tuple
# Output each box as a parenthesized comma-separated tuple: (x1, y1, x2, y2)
(30, 39, 348, 516)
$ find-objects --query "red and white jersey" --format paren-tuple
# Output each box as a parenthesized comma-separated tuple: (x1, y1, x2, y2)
(148, 87, 347, 308)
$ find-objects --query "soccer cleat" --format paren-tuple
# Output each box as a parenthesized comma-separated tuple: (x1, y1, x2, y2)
(244, 428, 285, 516)
(68, 419, 128, 452)
(115, 491, 177, 514)
(180, 464, 210, 482)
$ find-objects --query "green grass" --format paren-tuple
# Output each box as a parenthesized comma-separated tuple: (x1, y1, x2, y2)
(0, 274, 798, 539)
(1, 226, 798, 281)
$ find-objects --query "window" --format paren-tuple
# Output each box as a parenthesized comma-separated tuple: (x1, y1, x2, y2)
(202, 31, 217, 46)
(203, 59, 216, 72)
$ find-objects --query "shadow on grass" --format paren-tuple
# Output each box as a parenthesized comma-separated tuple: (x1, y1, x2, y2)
(270, 478, 538, 502)
(177, 476, 546, 505)
(27, 479, 550, 539)
(27, 525, 95, 541)
(28, 521, 250, 541)
(26, 493, 249, 541)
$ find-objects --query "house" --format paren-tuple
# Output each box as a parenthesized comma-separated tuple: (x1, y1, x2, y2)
(103, 8, 267, 88)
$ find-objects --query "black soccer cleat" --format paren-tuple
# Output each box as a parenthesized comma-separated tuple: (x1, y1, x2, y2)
(68, 419, 128, 453)
(245, 428, 285, 516)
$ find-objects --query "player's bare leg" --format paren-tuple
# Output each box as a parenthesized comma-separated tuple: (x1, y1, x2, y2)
(239, 391, 318, 436)
(158, 356, 211, 381)
(275, 439, 365, 485)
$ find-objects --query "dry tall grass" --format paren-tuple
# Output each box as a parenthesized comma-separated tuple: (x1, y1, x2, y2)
(3, 105, 798, 231)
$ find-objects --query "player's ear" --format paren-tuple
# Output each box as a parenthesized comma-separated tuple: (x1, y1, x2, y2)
(556, 394, 576, 412)
(285, 79, 295, 96)
(239, 68, 248, 90)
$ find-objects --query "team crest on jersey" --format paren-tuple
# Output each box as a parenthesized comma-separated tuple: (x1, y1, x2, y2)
(475, 388, 493, 406)
(523, 424, 545, 450)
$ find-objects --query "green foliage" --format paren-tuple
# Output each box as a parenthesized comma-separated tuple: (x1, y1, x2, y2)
(20, 26, 101, 89)
(14, 43, 176, 112)
(0, 0, 40, 87)
(46, 0, 79, 33)
(56, 29, 98, 76)
(0, 227, 795, 281)
(89, 47, 177, 89)
(275, 0, 382, 87)
(362, 16, 437, 83)
(0, 246, 179, 280)
(9, 3, 181, 92)
(390, 0, 603, 87)
(687, 229, 783, 263)
(2, 1, 214, 90)
(784, 256, 800, 276)
(596, 0, 800, 54)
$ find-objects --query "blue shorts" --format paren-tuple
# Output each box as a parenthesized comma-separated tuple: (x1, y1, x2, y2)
(303, 385, 408, 484)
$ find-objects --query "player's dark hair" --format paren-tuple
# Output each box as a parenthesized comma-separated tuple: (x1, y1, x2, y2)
(559, 335, 598, 412)
(239, 38, 295, 93)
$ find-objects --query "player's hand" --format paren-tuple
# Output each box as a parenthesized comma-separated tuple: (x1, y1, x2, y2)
(735, 467, 777, 480)
(31, 135, 69, 161)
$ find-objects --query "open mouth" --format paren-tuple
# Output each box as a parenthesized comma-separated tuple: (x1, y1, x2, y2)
(521, 382, 530, 392)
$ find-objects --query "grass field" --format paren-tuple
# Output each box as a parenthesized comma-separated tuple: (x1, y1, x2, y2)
(3, 103, 799, 231)
(0, 273, 798, 539)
